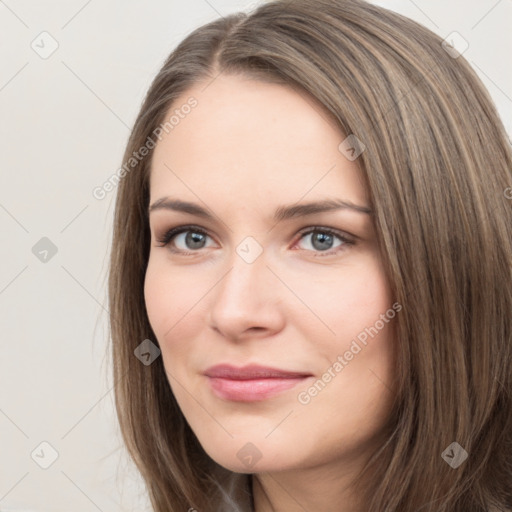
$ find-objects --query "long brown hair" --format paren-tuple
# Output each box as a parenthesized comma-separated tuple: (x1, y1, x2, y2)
(108, 0, 512, 510)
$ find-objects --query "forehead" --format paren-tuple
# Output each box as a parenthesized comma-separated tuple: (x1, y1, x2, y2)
(149, 74, 368, 208)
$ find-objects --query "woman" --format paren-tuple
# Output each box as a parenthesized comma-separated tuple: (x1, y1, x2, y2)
(108, 0, 512, 510)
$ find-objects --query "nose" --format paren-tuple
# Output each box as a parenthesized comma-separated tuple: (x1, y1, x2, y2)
(208, 246, 285, 342)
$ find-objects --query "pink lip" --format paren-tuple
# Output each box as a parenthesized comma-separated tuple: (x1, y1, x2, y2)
(204, 364, 312, 402)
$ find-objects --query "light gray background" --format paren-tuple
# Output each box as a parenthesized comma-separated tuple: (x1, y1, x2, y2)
(1, 0, 510, 511)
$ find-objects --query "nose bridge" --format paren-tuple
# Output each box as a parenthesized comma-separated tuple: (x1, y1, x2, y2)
(217, 238, 269, 305)
(208, 237, 281, 337)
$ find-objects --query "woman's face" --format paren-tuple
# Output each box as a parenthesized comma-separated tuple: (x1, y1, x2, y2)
(144, 74, 397, 476)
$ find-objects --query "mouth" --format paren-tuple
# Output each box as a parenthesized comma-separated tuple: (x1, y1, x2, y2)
(203, 364, 313, 402)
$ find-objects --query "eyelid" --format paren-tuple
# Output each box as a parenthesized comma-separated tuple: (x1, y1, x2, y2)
(295, 225, 356, 243)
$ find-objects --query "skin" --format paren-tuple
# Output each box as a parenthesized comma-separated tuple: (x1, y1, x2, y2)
(144, 74, 397, 512)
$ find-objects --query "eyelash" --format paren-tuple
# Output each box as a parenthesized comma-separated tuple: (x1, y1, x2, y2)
(154, 224, 355, 258)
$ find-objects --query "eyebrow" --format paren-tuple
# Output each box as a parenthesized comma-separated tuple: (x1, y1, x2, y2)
(148, 197, 372, 222)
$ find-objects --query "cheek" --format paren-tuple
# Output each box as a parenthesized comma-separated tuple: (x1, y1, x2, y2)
(308, 256, 396, 396)
(144, 258, 190, 340)
(143, 257, 213, 366)
(335, 268, 396, 408)
(144, 267, 186, 378)
(349, 257, 392, 326)
(143, 261, 168, 335)
(290, 257, 392, 344)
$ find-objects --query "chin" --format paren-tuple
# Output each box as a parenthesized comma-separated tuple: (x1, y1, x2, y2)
(200, 438, 298, 475)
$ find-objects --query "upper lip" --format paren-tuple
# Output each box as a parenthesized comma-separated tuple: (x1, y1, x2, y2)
(204, 364, 312, 380)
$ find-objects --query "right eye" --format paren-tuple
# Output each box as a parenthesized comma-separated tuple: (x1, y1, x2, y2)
(155, 225, 216, 255)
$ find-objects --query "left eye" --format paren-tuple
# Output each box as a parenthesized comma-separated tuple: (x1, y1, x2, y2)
(295, 228, 352, 255)
(155, 225, 354, 257)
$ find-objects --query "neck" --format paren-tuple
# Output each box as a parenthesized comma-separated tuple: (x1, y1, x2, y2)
(251, 457, 366, 512)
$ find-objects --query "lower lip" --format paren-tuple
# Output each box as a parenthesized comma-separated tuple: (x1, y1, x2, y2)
(207, 376, 309, 402)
